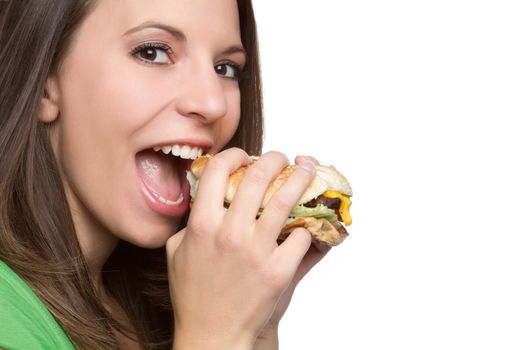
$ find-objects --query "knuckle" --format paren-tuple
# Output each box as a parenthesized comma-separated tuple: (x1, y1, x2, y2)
(244, 167, 266, 186)
(296, 162, 316, 177)
(215, 230, 241, 251)
(205, 156, 227, 174)
(224, 147, 249, 161)
(293, 167, 316, 188)
(229, 146, 246, 154)
(265, 150, 289, 164)
(270, 193, 292, 213)
(299, 155, 320, 166)
(187, 216, 213, 237)
(207, 148, 250, 174)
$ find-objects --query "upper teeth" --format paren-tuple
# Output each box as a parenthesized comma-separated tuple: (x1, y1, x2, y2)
(153, 144, 204, 160)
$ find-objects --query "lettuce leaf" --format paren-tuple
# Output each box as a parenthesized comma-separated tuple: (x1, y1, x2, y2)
(290, 204, 340, 228)
(186, 171, 199, 199)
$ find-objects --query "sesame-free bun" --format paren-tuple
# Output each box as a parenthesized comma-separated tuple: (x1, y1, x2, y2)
(190, 154, 352, 208)
(280, 217, 349, 246)
(189, 154, 352, 246)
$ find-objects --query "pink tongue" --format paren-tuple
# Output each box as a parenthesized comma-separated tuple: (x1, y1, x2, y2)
(136, 150, 181, 200)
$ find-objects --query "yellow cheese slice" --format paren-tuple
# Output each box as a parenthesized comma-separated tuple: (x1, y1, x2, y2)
(323, 190, 352, 225)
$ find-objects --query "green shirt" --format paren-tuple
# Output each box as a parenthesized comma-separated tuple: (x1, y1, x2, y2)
(0, 261, 75, 350)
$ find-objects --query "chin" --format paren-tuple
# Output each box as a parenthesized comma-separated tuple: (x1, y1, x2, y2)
(120, 218, 182, 249)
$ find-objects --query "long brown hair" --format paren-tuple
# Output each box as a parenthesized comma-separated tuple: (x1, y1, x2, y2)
(0, 1, 263, 349)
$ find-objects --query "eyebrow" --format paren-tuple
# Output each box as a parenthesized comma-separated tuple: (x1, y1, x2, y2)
(123, 21, 247, 58)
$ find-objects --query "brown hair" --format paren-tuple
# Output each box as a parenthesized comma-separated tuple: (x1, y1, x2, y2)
(0, 1, 263, 349)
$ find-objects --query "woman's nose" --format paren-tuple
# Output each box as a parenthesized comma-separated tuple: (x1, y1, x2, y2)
(174, 62, 228, 123)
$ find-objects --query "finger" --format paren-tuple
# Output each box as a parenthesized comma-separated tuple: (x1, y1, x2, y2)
(190, 148, 252, 221)
(295, 155, 320, 166)
(256, 159, 316, 247)
(292, 242, 332, 284)
(271, 227, 312, 281)
(225, 151, 289, 230)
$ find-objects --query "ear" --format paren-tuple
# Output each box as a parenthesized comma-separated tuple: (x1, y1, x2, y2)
(38, 75, 60, 123)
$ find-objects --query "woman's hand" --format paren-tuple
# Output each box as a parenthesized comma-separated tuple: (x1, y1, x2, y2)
(252, 242, 331, 349)
(253, 155, 332, 350)
(166, 148, 317, 350)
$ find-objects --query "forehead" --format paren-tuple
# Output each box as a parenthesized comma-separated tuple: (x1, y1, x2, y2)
(85, 0, 241, 43)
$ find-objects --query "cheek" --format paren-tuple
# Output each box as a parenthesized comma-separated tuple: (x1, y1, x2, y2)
(86, 67, 166, 136)
(218, 89, 242, 146)
(54, 54, 177, 244)
(56, 57, 153, 191)
(60, 47, 172, 140)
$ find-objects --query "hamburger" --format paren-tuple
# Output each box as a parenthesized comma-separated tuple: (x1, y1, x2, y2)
(186, 155, 353, 246)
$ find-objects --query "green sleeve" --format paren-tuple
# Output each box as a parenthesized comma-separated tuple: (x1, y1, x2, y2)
(0, 261, 76, 350)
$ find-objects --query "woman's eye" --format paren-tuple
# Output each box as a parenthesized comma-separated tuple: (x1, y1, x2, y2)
(215, 63, 241, 80)
(131, 43, 172, 65)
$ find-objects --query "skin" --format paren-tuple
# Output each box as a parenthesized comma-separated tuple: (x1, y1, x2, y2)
(37, 0, 330, 348)
(40, 0, 245, 279)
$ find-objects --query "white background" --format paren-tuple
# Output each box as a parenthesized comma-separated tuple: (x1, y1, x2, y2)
(254, 1, 525, 349)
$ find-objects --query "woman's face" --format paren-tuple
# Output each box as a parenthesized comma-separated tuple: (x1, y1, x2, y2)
(47, 0, 244, 248)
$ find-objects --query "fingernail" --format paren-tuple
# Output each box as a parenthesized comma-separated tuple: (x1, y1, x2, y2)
(300, 159, 316, 173)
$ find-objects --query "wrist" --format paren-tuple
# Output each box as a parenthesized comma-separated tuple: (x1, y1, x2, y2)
(253, 325, 279, 350)
(258, 324, 279, 339)
(173, 327, 255, 350)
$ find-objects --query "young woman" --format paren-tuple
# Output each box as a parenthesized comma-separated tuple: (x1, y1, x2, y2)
(0, 1, 330, 349)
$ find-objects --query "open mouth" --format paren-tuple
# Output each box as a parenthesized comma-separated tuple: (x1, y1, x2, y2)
(135, 144, 208, 217)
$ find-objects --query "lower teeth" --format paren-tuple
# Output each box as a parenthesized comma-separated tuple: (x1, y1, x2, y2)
(153, 191, 183, 206)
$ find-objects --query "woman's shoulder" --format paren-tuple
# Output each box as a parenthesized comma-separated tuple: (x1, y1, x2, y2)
(0, 260, 76, 350)
(0, 260, 34, 300)
(0, 260, 43, 311)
